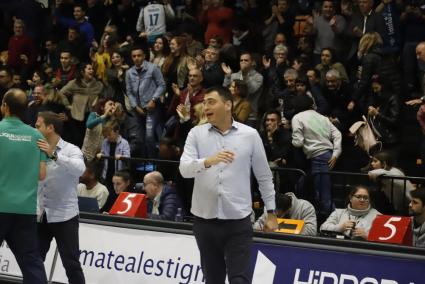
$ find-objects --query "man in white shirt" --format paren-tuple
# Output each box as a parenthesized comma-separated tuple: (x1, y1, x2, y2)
(77, 162, 109, 209)
(180, 86, 278, 284)
(36, 111, 86, 284)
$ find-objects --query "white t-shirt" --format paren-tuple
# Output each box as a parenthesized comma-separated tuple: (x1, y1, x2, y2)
(136, 3, 173, 39)
(77, 182, 109, 209)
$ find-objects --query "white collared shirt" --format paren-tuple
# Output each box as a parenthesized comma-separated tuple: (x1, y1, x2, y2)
(38, 138, 86, 223)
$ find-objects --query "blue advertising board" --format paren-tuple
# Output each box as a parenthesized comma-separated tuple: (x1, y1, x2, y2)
(251, 243, 425, 284)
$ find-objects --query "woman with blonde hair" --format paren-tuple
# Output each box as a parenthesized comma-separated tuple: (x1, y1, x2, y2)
(351, 32, 401, 113)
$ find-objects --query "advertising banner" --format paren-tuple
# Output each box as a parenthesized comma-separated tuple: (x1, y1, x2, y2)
(0, 240, 57, 279)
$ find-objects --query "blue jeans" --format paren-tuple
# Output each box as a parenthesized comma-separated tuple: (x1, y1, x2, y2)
(311, 151, 333, 215)
(134, 108, 164, 158)
(0, 213, 47, 284)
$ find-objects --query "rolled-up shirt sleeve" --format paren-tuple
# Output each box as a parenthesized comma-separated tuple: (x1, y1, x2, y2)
(251, 132, 276, 211)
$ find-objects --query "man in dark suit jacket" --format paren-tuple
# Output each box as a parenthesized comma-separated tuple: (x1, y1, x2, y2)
(143, 171, 183, 221)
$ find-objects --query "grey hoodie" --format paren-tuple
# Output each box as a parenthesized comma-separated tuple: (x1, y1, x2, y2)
(253, 192, 317, 236)
(413, 221, 425, 248)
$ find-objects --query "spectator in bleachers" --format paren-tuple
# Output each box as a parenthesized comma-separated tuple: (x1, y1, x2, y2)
(306, 68, 321, 90)
(410, 187, 425, 247)
(201, 45, 225, 88)
(223, 52, 263, 127)
(143, 171, 182, 221)
(105, 51, 129, 106)
(7, 19, 37, 78)
(42, 37, 60, 71)
(82, 99, 115, 161)
(305, 0, 346, 64)
(199, 0, 234, 45)
(291, 94, 342, 215)
(60, 63, 103, 147)
(162, 36, 192, 110)
(149, 36, 170, 68)
(368, 151, 414, 213)
(232, 20, 259, 55)
(102, 170, 136, 212)
(320, 186, 380, 240)
(366, 74, 400, 157)
(97, 121, 131, 210)
(263, 0, 295, 54)
(315, 47, 349, 87)
(136, 0, 175, 45)
(295, 74, 329, 115)
(260, 110, 292, 167)
(182, 28, 204, 58)
(167, 68, 206, 144)
(55, 3, 95, 48)
(262, 44, 290, 105)
(77, 162, 109, 209)
(86, 0, 109, 42)
(375, 0, 401, 56)
(91, 33, 119, 83)
(125, 44, 165, 158)
(270, 68, 298, 120)
(57, 26, 88, 64)
(53, 50, 77, 89)
(229, 79, 251, 124)
(322, 69, 354, 132)
(254, 192, 317, 236)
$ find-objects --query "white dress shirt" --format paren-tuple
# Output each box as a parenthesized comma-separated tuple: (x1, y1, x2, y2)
(179, 121, 276, 219)
(38, 138, 86, 223)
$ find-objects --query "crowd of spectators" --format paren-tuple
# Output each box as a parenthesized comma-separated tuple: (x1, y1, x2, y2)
(1, 0, 425, 247)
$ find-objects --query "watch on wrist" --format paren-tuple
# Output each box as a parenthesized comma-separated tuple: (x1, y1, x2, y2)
(50, 152, 58, 161)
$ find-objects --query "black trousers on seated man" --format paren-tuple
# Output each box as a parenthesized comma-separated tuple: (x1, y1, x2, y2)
(193, 216, 253, 284)
(0, 213, 47, 284)
(38, 214, 85, 284)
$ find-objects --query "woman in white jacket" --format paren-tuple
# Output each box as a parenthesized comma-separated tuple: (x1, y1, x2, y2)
(320, 186, 380, 240)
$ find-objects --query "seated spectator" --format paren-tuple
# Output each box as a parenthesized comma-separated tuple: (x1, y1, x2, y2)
(102, 170, 136, 212)
(292, 95, 342, 215)
(368, 151, 414, 213)
(410, 187, 425, 248)
(254, 192, 317, 236)
(229, 79, 251, 123)
(77, 162, 109, 209)
(143, 171, 182, 221)
(223, 52, 264, 126)
(320, 186, 380, 240)
(315, 47, 349, 87)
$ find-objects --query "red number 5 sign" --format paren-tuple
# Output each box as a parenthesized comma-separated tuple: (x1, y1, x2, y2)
(109, 192, 148, 218)
(368, 215, 413, 246)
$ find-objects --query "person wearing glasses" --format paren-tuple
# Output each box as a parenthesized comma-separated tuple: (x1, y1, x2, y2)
(320, 186, 380, 240)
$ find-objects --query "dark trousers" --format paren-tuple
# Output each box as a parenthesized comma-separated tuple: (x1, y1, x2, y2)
(193, 216, 253, 284)
(38, 215, 85, 284)
(0, 213, 47, 284)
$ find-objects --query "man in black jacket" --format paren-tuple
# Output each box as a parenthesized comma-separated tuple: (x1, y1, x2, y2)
(202, 46, 225, 88)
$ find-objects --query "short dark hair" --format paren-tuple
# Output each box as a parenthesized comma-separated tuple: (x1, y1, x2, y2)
(205, 86, 233, 104)
(411, 187, 425, 206)
(131, 44, 150, 61)
(113, 170, 131, 183)
(292, 94, 314, 114)
(264, 109, 281, 121)
(74, 3, 87, 12)
(38, 111, 63, 135)
(3, 88, 27, 120)
(372, 151, 394, 170)
(276, 193, 293, 213)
